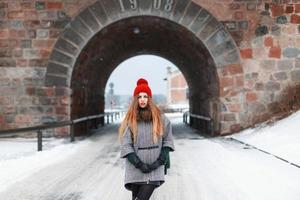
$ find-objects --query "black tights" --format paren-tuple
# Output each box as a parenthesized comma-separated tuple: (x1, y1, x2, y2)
(131, 184, 156, 200)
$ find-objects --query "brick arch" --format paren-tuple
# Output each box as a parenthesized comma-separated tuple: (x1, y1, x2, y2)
(45, 0, 243, 135)
(45, 0, 241, 87)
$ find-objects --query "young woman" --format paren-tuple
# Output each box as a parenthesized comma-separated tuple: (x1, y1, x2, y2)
(119, 78, 175, 200)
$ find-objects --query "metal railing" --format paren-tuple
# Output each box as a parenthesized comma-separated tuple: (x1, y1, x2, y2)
(183, 111, 214, 135)
(0, 111, 125, 151)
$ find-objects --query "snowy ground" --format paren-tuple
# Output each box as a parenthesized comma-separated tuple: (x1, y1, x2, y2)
(0, 112, 300, 199)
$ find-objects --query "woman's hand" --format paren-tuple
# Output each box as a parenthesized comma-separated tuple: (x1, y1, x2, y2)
(126, 153, 151, 173)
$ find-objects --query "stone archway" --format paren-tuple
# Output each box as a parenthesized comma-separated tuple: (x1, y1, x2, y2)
(45, 0, 243, 135)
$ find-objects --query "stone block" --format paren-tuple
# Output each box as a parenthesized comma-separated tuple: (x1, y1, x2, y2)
(283, 47, 300, 58)
(276, 16, 287, 24)
(27, 29, 36, 38)
(32, 39, 55, 49)
(8, 11, 24, 19)
(70, 17, 93, 39)
(277, 60, 294, 70)
(100, 0, 120, 21)
(47, 62, 69, 76)
(0, 39, 18, 48)
(39, 11, 58, 20)
(10, 21, 23, 29)
(291, 70, 300, 81)
(264, 36, 273, 47)
(240, 48, 253, 59)
(0, 96, 13, 105)
(46, 2, 63, 10)
(24, 11, 39, 20)
(216, 49, 240, 67)
(172, 0, 190, 22)
(55, 38, 78, 56)
(255, 82, 264, 90)
(223, 21, 236, 31)
(247, 3, 257, 11)
(206, 28, 229, 49)
(190, 9, 210, 33)
(49, 50, 74, 65)
(260, 60, 276, 70)
(273, 72, 288, 80)
(238, 21, 248, 30)
(198, 17, 221, 41)
(223, 113, 236, 121)
(23, 20, 40, 29)
(255, 25, 268, 37)
(220, 77, 234, 88)
(45, 74, 68, 86)
(211, 40, 236, 58)
(265, 81, 280, 91)
(49, 20, 65, 30)
(180, 2, 201, 27)
(79, 8, 100, 32)
(271, 4, 284, 17)
(21, 2, 34, 10)
(35, 2, 45, 10)
(269, 46, 281, 58)
(0, 58, 16, 67)
(291, 14, 300, 24)
(62, 28, 85, 47)
(28, 59, 47, 67)
(24, 49, 41, 59)
(89, 1, 108, 25)
(37, 29, 49, 38)
(21, 40, 32, 48)
(285, 5, 294, 13)
(0, 49, 12, 57)
(246, 92, 257, 102)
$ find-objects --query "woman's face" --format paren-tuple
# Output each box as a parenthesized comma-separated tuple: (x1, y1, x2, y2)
(137, 92, 148, 108)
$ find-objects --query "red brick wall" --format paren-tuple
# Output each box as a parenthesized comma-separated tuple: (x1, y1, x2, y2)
(170, 71, 188, 103)
(1, 0, 300, 135)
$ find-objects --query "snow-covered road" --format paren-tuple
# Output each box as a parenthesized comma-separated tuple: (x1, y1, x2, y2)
(1, 114, 300, 200)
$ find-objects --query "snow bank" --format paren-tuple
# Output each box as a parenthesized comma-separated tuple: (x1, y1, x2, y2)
(0, 138, 91, 192)
(231, 110, 300, 166)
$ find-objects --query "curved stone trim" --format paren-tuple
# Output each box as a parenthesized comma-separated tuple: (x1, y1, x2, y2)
(54, 38, 80, 57)
(45, 0, 242, 86)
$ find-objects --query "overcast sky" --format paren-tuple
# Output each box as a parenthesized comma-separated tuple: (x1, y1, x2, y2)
(105, 55, 178, 96)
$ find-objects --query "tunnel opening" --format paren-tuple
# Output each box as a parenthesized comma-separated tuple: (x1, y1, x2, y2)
(70, 16, 220, 135)
(104, 55, 189, 114)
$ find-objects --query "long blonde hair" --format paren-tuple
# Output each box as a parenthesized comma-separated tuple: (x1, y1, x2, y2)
(118, 96, 163, 144)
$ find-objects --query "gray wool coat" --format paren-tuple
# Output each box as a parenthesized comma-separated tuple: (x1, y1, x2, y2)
(120, 114, 175, 188)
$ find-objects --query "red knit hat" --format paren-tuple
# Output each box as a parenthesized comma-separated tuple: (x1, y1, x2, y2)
(133, 78, 152, 97)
